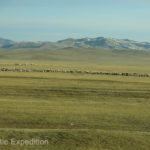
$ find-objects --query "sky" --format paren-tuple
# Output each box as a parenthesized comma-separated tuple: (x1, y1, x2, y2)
(0, 0, 150, 42)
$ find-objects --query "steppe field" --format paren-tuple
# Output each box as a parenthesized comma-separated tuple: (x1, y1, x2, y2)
(0, 57, 150, 150)
(1, 0, 150, 149)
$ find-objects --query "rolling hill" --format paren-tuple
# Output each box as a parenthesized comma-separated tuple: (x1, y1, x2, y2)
(0, 37, 150, 67)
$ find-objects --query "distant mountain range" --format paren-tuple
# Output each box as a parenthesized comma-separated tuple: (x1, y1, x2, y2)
(0, 37, 150, 50)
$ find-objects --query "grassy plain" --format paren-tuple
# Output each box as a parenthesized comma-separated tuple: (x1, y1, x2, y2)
(0, 47, 150, 149)
(0, 64, 150, 149)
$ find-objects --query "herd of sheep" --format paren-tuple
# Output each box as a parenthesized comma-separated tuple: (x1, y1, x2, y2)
(0, 68, 149, 77)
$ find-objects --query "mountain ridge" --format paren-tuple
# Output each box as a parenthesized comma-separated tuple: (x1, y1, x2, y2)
(0, 37, 150, 50)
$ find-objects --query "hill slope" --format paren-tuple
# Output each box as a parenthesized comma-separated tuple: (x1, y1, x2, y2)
(0, 47, 150, 66)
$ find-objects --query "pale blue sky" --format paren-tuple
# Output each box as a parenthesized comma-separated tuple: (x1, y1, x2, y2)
(0, 0, 150, 42)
